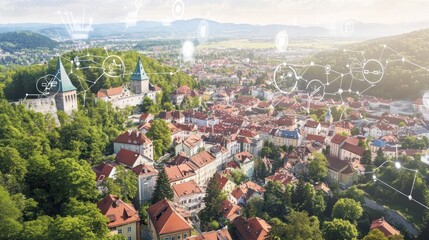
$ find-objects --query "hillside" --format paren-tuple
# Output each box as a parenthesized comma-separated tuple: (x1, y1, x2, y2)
(2, 49, 196, 101)
(0, 31, 58, 52)
(301, 29, 429, 100)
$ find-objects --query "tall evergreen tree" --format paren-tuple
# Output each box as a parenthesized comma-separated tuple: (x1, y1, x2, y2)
(199, 176, 226, 231)
(151, 168, 173, 204)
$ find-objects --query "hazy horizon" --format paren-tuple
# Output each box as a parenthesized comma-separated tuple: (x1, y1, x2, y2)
(1, 0, 428, 27)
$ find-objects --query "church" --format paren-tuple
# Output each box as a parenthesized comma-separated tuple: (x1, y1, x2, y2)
(95, 57, 161, 109)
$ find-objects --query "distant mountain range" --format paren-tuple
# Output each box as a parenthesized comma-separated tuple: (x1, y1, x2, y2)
(1, 18, 429, 41)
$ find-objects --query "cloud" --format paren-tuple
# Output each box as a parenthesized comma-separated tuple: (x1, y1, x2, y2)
(0, 0, 427, 25)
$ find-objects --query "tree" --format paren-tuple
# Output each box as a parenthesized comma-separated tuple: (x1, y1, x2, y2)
(292, 180, 326, 216)
(146, 119, 172, 160)
(199, 176, 226, 231)
(332, 198, 363, 223)
(362, 150, 372, 165)
(254, 158, 269, 180)
(140, 96, 154, 112)
(375, 148, 386, 166)
(322, 218, 358, 240)
(0, 146, 28, 188)
(50, 158, 98, 207)
(351, 127, 360, 136)
(339, 186, 365, 204)
(363, 229, 388, 240)
(139, 202, 151, 225)
(283, 211, 323, 240)
(266, 218, 288, 240)
(264, 181, 291, 218)
(151, 168, 173, 204)
(308, 152, 328, 182)
(62, 198, 109, 238)
(20, 215, 53, 240)
(0, 185, 22, 240)
(230, 169, 248, 184)
(48, 216, 97, 240)
(111, 165, 138, 202)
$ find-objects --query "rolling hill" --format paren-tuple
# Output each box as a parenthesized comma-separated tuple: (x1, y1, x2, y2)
(0, 31, 58, 53)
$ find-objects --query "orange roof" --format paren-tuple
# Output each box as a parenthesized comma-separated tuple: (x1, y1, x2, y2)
(370, 218, 400, 237)
(221, 200, 241, 221)
(165, 163, 197, 182)
(115, 130, 152, 145)
(183, 135, 202, 148)
(97, 195, 140, 228)
(234, 151, 253, 163)
(331, 134, 347, 145)
(132, 163, 158, 176)
(172, 180, 203, 198)
(233, 217, 271, 240)
(115, 148, 141, 167)
(147, 198, 193, 235)
(96, 86, 124, 98)
(92, 162, 118, 181)
(189, 151, 215, 168)
(187, 228, 232, 240)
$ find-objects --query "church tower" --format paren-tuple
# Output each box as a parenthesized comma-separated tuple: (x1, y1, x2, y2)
(325, 107, 333, 124)
(50, 57, 78, 115)
(129, 56, 149, 94)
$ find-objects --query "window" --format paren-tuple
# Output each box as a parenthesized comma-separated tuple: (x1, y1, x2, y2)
(172, 237, 175, 240)
(184, 234, 187, 238)
(118, 229, 122, 234)
(128, 227, 132, 232)
(178, 236, 181, 239)
(164, 238, 170, 240)
(128, 237, 132, 240)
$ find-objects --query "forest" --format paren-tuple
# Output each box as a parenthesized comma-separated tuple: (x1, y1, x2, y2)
(0, 31, 59, 53)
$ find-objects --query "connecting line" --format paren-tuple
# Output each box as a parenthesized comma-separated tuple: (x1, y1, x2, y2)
(410, 171, 417, 196)
(404, 60, 429, 72)
(379, 45, 386, 61)
(376, 178, 429, 210)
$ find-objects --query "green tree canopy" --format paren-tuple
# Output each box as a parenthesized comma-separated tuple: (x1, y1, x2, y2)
(322, 218, 358, 240)
(199, 176, 226, 231)
(151, 168, 173, 204)
(146, 119, 172, 160)
(332, 198, 363, 223)
(308, 152, 328, 182)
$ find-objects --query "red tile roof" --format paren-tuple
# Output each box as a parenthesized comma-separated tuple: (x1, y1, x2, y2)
(97, 195, 140, 228)
(132, 163, 158, 176)
(221, 200, 241, 222)
(147, 198, 193, 235)
(370, 218, 400, 237)
(92, 162, 118, 181)
(187, 228, 232, 240)
(234, 151, 253, 163)
(233, 216, 271, 240)
(189, 151, 215, 168)
(331, 134, 347, 145)
(114, 130, 152, 145)
(172, 180, 203, 198)
(96, 86, 124, 98)
(342, 142, 365, 156)
(306, 134, 326, 143)
(115, 148, 141, 167)
(305, 120, 320, 128)
(165, 163, 197, 182)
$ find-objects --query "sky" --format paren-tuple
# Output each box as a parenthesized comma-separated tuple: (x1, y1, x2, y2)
(0, 0, 429, 26)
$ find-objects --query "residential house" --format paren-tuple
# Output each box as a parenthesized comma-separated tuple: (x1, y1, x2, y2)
(230, 181, 265, 205)
(221, 199, 241, 222)
(334, 121, 355, 135)
(233, 217, 271, 240)
(186, 228, 232, 240)
(329, 134, 347, 158)
(304, 120, 321, 136)
(172, 180, 205, 213)
(115, 148, 154, 168)
(175, 135, 205, 157)
(340, 142, 365, 161)
(133, 164, 158, 205)
(147, 198, 193, 240)
(327, 156, 358, 188)
(114, 130, 153, 160)
(233, 151, 255, 179)
(269, 129, 302, 147)
(97, 195, 140, 240)
(370, 217, 401, 237)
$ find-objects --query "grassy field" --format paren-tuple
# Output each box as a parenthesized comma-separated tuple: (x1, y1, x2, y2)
(200, 39, 358, 50)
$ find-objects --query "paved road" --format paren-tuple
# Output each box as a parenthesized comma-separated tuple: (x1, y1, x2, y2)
(364, 197, 420, 237)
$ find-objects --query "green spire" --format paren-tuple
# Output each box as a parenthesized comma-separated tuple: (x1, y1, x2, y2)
(51, 57, 77, 93)
(130, 56, 149, 81)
